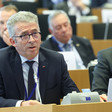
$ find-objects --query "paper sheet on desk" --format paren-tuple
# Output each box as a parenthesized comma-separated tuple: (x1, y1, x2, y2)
(58, 52, 76, 70)
(107, 78, 112, 102)
(101, 9, 112, 23)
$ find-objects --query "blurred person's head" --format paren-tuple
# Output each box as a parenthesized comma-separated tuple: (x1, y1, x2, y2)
(7, 11, 41, 60)
(0, 5, 18, 45)
(69, 0, 80, 5)
(0, 0, 3, 8)
(48, 10, 73, 44)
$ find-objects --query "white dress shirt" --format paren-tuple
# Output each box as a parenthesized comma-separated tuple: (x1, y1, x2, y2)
(53, 37, 86, 69)
(16, 54, 41, 107)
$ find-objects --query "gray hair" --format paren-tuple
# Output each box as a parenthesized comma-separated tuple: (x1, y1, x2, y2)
(48, 10, 71, 30)
(0, 4, 18, 12)
(7, 11, 40, 37)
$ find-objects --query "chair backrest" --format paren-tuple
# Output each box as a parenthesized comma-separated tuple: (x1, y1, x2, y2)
(38, 14, 49, 41)
(90, 40, 112, 56)
(91, 8, 102, 22)
(93, 23, 112, 39)
(68, 69, 90, 92)
(77, 23, 93, 40)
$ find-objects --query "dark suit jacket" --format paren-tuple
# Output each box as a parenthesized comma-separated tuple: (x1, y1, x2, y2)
(92, 47, 112, 95)
(41, 36, 96, 67)
(53, 1, 91, 16)
(0, 37, 8, 49)
(0, 46, 79, 107)
(91, 0, 107, 8)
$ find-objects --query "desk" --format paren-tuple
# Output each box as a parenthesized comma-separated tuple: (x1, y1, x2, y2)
(0, 102, 112, 112)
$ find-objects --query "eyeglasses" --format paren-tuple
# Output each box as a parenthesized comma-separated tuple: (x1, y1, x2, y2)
(0, 21, 5, 25)
(13, 32, 41, 42)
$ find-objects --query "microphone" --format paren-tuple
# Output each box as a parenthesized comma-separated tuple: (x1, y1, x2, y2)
(34, 73, 38, 83)
(33, 73, 42, 104)
(104, 16, 112, 40)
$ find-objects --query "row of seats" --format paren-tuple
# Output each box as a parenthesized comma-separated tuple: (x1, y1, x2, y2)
(3, 1, 112, 41)
(77, 23, 112, 40)
(37, 15, 112, 41)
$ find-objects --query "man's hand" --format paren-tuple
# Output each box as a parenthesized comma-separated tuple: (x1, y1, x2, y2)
(21, 100, 41, 106)
(74, 0, 87, 11)
(100, 94, 107, 102)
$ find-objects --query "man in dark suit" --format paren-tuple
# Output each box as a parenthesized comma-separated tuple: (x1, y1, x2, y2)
(92, 48, 112, 102)
(41, 10, 96, 68)
(0, 5, 18, 48)
(38, 0, 66, 9)
(91, 0, 107, 8)
(0, 11, 79, 107)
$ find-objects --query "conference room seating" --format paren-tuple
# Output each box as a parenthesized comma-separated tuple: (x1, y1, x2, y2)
(93, 23, 112, 40)
(90, 40, 112, 56)
(77, 23, 93, 40)
(68, 69, 90, 92)
(77, 22, 112, 40)
(91, 8, 102, 23)
(92, 8, 112, 23)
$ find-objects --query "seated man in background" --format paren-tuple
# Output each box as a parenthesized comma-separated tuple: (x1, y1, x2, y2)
(91, 0, 112, 8)
(53, 0, 91, 23)
(0, 11, 79, 107)
(41, 10, 96, 69)
(92, 47, 112, 102)
(0, 0, 3, 8)
(0, 5, 18, 48)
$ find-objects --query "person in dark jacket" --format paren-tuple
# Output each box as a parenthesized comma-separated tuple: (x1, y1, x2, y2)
(0, 5, 18, 48)
(0, 11, 79, 107)
(41, 10, 96, 69)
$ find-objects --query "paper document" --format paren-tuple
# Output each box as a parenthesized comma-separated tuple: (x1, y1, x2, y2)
(58, 52, 76, 70)
(101, 9, 112, 23)
(107, 78, 112, 102)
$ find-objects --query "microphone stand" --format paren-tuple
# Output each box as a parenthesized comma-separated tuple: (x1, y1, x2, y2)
(104, 18, 109, 40)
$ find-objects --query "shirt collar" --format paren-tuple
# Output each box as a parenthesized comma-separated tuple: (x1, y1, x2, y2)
(20, 54, 39, 64)
(52, 36, 73, 48)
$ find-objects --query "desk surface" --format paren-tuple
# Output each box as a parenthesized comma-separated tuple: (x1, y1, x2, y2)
(0, 102, 112, 112)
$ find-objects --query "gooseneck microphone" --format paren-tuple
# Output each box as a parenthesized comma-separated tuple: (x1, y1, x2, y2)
(104, 16, 112, 40)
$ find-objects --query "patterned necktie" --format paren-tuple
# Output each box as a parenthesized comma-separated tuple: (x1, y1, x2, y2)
(26, 61, 35, 100)
(63, 44, 71, 51)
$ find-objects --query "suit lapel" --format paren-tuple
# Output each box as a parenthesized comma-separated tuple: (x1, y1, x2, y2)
(50, 37, 60, 51)
(72, 37, 86, 66)
(38, 50, 48, 102)
(14, 52, 25, 99)
(73, 37, 82, 53)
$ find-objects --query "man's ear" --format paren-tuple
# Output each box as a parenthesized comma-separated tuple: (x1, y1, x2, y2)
(48, 28, 53, 34)
(10, 38, 16, 47)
